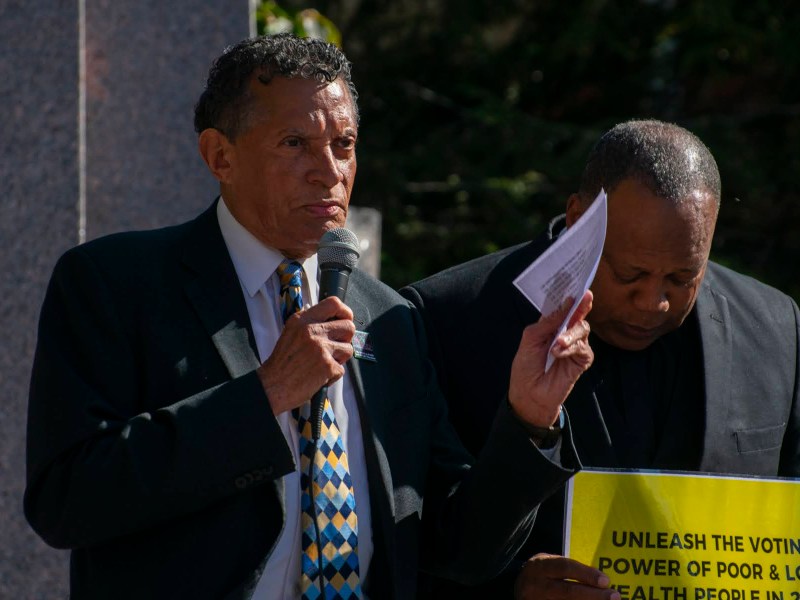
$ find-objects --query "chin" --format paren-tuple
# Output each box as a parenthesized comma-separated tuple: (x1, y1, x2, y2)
(616, 337, 658, 352)
(598, 330, 660, 352)
(330, 215, 348, 230)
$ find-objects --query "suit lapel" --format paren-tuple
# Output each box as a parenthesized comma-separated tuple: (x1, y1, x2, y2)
(695, 277, 733, 472)
(180, 201, 260, 378)
(343, 281, 398, 592)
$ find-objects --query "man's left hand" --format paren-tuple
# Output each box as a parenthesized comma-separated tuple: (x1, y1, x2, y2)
(508, 290, 594, 428)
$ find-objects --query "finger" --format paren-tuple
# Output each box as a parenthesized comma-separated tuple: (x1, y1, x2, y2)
(523, 580, 619, 600)
(543, 295, 577, 325)
(551, 342, 593, 369)
(516, 555, 619, 600)
(552, 319, 591, 352)
(524, 297, 577, 347)
(299, 296, 354, 323)
(312, 318, 357, 344)
(330, 339, 355, 364)
(534, 554, 611, 588)
(566, 289, 593, 328)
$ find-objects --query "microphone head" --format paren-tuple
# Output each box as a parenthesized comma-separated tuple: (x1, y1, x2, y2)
(318, 228, 360, 271)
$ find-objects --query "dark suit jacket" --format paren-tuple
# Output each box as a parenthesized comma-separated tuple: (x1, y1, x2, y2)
(25, 202, 574, 599)
(401, 215, 800, 598)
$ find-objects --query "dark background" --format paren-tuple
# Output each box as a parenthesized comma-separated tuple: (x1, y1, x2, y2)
(275, 0, 800, 299)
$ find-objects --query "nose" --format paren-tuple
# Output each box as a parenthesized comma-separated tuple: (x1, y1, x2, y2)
(308, 145, 344, 188)
(632, 281, 670, 314)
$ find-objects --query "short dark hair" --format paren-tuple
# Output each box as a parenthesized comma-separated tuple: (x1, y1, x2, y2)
(578, 119, 721, 209)
(193, 33, 359, 141)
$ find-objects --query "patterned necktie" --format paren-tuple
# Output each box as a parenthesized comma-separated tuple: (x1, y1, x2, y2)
(277, 260, 304, 322)
(276, 260, 361, 600)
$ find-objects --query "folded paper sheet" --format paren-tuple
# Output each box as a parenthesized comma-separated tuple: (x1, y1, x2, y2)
(513, 189, 607, 371)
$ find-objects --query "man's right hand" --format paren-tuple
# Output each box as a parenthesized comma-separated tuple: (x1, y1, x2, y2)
(514, 553, 620, 600)
(257, 296, 355, 415)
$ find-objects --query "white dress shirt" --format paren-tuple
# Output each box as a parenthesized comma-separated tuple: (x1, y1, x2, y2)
(216, 199, 372, 599)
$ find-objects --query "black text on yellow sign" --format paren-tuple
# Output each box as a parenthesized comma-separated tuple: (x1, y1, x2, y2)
(564, 470, 800, 600)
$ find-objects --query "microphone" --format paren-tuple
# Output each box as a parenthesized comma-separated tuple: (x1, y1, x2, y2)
(310, 228, 360, 440)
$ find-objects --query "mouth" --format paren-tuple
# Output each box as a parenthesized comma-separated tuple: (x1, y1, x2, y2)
(303, 201, 345, 219)
(617, 322, 661, 341)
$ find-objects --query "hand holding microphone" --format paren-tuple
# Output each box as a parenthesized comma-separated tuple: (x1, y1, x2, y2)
(258, 229, 361, 430)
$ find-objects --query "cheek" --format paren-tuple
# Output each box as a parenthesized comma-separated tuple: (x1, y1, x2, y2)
(339, 152, 355, 172)
(669, 286, 700, 317)
(589, 273, 625, 314)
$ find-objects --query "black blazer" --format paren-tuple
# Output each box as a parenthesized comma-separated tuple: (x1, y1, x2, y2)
(25, 202, 574, 599)
(402, 215, 800, 597)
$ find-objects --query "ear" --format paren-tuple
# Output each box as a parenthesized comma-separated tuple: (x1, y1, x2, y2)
(198, 128, 234, 183)
(565, 193, 585, 227)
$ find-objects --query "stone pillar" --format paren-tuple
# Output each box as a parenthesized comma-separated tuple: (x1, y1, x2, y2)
(0, 3, 249, 597)
(85, 1, 251, 236)
(0, 3, 80, 596)
(347, 206, 382, 278)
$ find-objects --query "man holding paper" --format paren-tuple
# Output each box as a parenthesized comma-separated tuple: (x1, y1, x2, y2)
(401, 119, 800, 599)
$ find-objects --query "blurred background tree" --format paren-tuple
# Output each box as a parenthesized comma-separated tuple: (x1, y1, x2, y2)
(259, 0, 800, 300)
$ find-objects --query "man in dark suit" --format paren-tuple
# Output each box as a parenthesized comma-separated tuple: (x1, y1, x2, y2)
(402, 119, 800, 599)
(25, 34, 599, 599)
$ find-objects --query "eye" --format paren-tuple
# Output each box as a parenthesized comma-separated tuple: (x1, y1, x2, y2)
(281, 136, 304, 148)
(614, 271, 642, 284)
(669, 274, 698, 288)
(602, 255, 639, 284)
(336, 136, 357, 151)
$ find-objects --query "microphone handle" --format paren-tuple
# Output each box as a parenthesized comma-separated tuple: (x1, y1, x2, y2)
(310, 387, 327, 441)
(310, 265, 352, 441)
(318, 267, 350, 301)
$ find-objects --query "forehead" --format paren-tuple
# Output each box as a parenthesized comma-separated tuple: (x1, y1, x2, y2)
(604, 178, 716, 270)
(248, 75, 357, 128)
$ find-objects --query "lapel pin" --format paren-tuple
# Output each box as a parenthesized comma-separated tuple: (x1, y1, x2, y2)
(352, 330, 377, 362)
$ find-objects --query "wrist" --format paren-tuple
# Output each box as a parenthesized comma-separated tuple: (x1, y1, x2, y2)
(507, 398, 564, 449)
(526, 409, 564, 449)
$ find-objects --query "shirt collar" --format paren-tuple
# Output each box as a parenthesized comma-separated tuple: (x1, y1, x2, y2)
(216, 197, 318, 299)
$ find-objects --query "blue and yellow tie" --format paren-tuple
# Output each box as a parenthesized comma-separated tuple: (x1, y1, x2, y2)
(276, 260, 361, 600)
(278, 260, 304, 323)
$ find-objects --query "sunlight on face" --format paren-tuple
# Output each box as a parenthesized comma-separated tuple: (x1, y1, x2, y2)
(222, 76, 358, 259)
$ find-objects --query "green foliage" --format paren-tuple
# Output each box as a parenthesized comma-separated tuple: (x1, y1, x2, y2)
(256, 1, 341, 45)
(265, 1, 800, 301)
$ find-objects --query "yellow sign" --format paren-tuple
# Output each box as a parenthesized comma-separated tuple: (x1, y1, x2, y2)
(565, 469, 800, 600)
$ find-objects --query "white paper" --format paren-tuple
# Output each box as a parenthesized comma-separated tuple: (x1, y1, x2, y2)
(513, 189, 607, 371)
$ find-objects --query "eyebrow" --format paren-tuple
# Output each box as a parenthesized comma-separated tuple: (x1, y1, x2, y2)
(276, 123, 358, 137)
(606, 255, 703, 276)
(621, 265, 702, 277)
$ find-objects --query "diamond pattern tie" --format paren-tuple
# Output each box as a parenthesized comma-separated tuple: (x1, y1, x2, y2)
(276, 260, 361, 600)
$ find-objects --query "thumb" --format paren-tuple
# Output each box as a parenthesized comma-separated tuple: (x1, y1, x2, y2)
(566, 289, 593, 329)
(519, 297, 577, 352)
